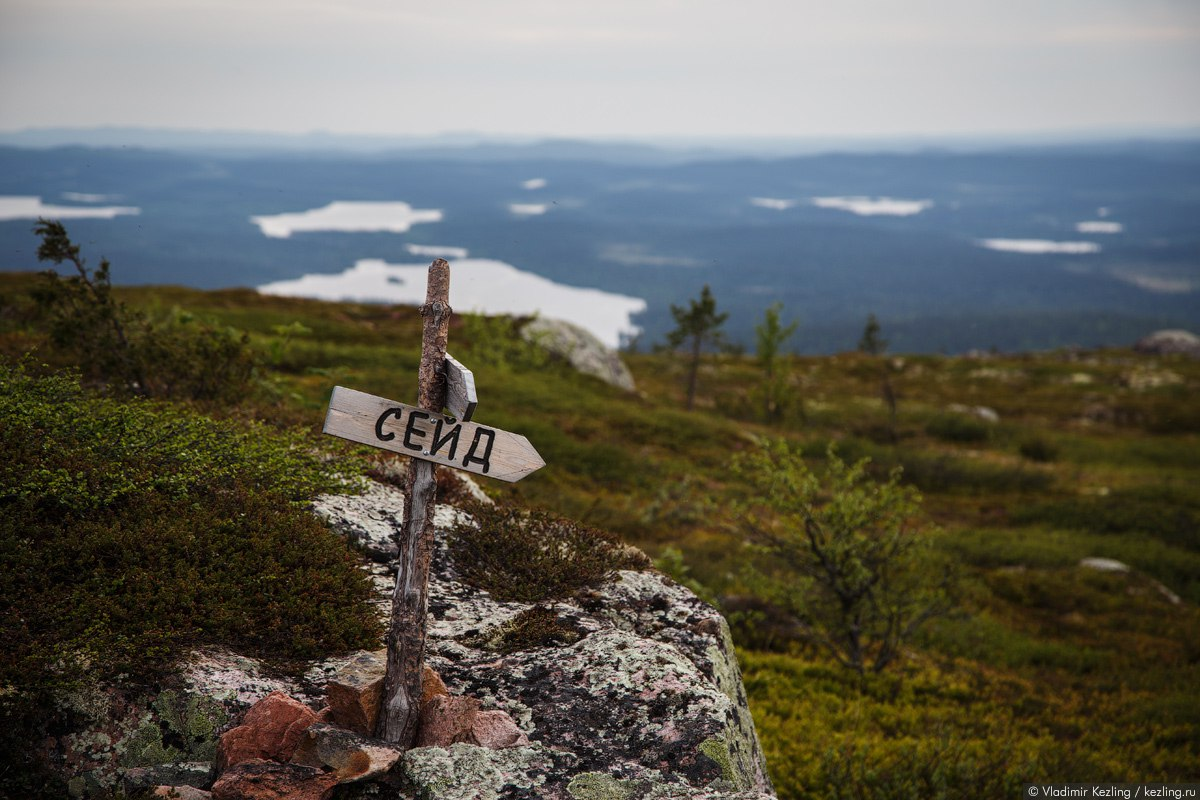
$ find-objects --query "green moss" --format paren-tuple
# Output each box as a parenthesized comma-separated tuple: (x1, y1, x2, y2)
(0, 363, 380, 796)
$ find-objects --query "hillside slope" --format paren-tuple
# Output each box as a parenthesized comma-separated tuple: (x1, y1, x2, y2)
(2, 273, 1198, 797)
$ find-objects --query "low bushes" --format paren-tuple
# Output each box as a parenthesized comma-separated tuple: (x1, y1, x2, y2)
(447, 502, 651, 602)
(0, 363, 382, 793)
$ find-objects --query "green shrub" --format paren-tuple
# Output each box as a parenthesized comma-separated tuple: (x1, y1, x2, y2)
(926, 412, 993, 443)
(1018, 435, 1059, 463)
(896, 452, 1053, 494)
(733, 440, 956, 674)
(447, 502, 651, 602)
(458, 313, 553, 371)
(1011, 493, 1200, 551)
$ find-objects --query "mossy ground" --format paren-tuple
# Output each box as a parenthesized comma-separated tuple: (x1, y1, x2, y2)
(2, 272, 1199, 797)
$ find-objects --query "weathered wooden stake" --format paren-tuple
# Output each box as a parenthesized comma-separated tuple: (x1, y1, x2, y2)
(377, 258, 451, 745)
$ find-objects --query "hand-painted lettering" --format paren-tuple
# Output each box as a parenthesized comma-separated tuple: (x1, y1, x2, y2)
(462, 427, 495, 474)
(403, 411, 429, 451)
(375, 408, 403, 441)
(430, 419, 461, 460)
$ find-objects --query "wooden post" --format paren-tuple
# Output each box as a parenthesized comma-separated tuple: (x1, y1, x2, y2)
(377, 258, 451, 745)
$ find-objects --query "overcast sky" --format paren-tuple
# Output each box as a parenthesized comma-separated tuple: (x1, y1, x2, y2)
(1, 0, 1198, 140)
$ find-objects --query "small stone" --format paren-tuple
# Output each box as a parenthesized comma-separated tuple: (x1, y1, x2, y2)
(325, 650, 386, 736)
(210, 759, 337, 800)
(290, 722, 404, 782)
(469, 710, 530, 749)
(216, 691, 318, 771)
(1079, 557, 1131, 573)
(421, 665, 450, 704)
(1133, 329, 1200, 358)
(416, 694, 480, 748)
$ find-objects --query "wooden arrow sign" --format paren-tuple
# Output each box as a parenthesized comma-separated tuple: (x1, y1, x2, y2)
(324, 385, 544, 482)
(443, 353, 477, 423)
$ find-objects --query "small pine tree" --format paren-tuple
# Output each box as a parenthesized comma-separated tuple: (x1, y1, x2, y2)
(666, 285, 728, 410)
(32, 218, 148, 393)
(858, 312, 887, 355)
(857, 312, 896, 436)
(755, 303, 798, 422)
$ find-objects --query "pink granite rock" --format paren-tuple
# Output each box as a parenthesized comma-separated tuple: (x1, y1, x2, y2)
(469, 709, 530, 748)
(216, 691, 318, 771)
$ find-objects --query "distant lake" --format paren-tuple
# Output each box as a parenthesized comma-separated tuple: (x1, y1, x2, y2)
(260, 258, 646, 349)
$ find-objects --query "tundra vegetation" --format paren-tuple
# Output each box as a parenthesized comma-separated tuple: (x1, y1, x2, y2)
(1, 227, 1198, 798)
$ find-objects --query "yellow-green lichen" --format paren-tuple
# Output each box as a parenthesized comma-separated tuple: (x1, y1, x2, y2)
(698, 735, 736, 785)
(567, 772, 633, 800)
(119, 690, 229, 768)
(152, 689, 227, 761)
(121, 720, 184, 768)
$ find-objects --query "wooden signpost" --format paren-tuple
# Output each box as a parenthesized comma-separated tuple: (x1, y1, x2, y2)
(321, 258, 544, 746)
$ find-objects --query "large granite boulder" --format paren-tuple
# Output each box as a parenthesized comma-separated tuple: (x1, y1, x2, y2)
(352, 481, 773, 799)
(522, 317, 637, 392)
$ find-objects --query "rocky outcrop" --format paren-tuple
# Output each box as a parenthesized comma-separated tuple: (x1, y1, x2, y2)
(1133, 329, 1200, 358)
(44, 479, 775, 799)
(522, 317, 637, 392)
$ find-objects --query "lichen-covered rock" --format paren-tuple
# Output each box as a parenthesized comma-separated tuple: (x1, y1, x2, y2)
(401, 742, 579, 800)
(290, 723, 406, 782)
(151, 786, 213, 799)
(1133, 329, 1200, 358)
(181, 647, 320, 710)
(122, 762, 213, 794)
(316, 481, 775, 799)
(42, 682, 233, 798)
(312, 482, 407, 563)
(521, 317, 637, 392)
